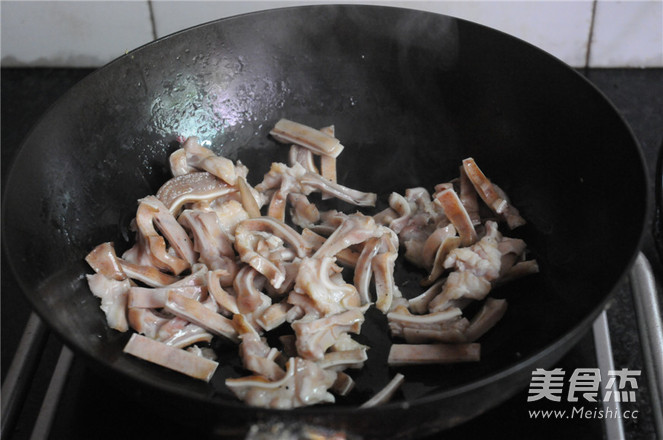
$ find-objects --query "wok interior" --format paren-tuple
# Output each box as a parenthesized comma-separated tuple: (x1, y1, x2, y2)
(4, 4, 647, 418)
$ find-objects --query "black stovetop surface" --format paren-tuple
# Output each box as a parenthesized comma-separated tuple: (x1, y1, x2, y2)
(2, 67, 662, 440)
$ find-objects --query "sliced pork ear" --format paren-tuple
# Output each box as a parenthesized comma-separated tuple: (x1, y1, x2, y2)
(233, 265, 272, 316)
(85, 242, 126, 280)
(459, 165, 481, 225)
(178, 209, 236, 271)
(291, 307, 367, 360)
(182, 136, 237, 185)
(162, 290, 239, 343)
(267, 172, 299, 222)
(234, 217, 310, 288)
(319, 125, 337, 201)
(225, 357, 336, 409)
(86, 273, 130, 332)
(156, 171, 236, 215)
(207, 270, 240, 315)
(127, 308, 170, 339)
(299, 172, 377, 207)
(119, 259, 180, 287)
(462, 157, 526, 229)
(388, 343, 481, 366)
(289, 144, 319, 174)
(124, 333, 218, 382)
(288, 193, 320, 229)
(135, 196, 194, 275)
(497, 259, 540, 284)
(236, 176, 262, 218)
(294, 257, 361, 315)
(428, 271, 492, 312)
(162, 324, 214, 349)
(434, 189, 477, 246)
(421, 234, 462, 287)
(238, 330, 286, 381)
(408, 278, 445, 314)
(270, 118, 344, 158)
(313, 214, 381, 259)
(465, 298, 508, 342)
(300, 229, 359, 267)
(169, 148, 196, 176)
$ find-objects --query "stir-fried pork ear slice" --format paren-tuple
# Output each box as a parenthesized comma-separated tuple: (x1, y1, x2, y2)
(156, 171, 236, 215)
(234, 217, 311, 288)
(226, 357, 336, 409)
(301, 229, 358, 267)
(313, 214, 382, 259)
(87, 273, 130, 332)
(289, 144, 319, 174)
(294, 256, 361, 316)
(459, 165, 481, 226)
(270, 118, 344, 158)
(420, 225, 462, 287)
(387, 306, 469, 343)
(388, 343, 480, 366)
(462, 158, 526, 229)
(124, 333, 218, 382)
(169, 148, 196, 176)
(300, 172, 377, 207)
(434, 189, 477, 247)
(178, 209, 237, 274)
(237, 321, 286, 381)
(465, 298, 508, 342)
(135, 196, 195, 275)
(498, 259, 540, 284)
(288, 193, 320, 229)
(233, 265, 272, 317)
(162, 290, 238, 342)
(237, 176, 261, 218)
(291, 307, 367, 360)
(319, 125, 337, 201)
(182, 136, 237, 185)
(86, 242, 126, 280)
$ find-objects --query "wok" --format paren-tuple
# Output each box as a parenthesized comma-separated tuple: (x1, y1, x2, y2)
(2, 5, 649, 439)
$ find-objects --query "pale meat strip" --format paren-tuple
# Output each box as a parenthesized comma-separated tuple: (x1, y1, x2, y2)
(237, 176, 262, 218)
(462, 158, 526, 229)
(300, 172, 377, 207)
(288, 145, 319, 174)
(270, 118, 344, 158)
(156, 171, 235, 214)
(169, 148, 196, 176)
(135, 197, 190, 275)
(182, 136, 237, 185)
(123, 333, 218, 382)
(163, 291, 238, 342)
(388, 343, 480, 366)
(301, 228, 358, 267)
(459, 165, 481, 225)
(434, 189, 477, 247)
(319, 125, 337, 200)
(465, 298, 508, 342)
(86, 273, 130, 332)
(85, 242, 126, 280)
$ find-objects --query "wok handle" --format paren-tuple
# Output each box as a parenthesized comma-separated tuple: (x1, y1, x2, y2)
(629, 252, 663, 437)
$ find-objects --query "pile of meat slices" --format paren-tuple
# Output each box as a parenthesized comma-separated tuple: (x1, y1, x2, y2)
(85, 118, 538, 409)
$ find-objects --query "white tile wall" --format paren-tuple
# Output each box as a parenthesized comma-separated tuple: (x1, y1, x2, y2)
(590, 0, 663, 68)
(1, 0, 661, 68)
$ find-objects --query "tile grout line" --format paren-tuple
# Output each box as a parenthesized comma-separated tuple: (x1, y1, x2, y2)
(148, 0, 158, 40)
(584, 0, 599, 72)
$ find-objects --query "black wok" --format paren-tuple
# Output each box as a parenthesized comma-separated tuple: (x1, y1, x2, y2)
(2, 5, 649, 439)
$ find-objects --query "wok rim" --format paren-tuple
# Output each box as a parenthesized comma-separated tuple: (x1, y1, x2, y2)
(1, 2, 652, 422)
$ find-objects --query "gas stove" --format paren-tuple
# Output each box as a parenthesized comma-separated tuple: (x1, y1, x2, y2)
(2, 68, 661, 440)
